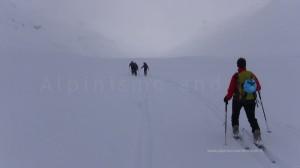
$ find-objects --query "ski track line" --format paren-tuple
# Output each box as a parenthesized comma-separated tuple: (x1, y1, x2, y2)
(135, 77, 215, 168)
(136, 78, 153, 168)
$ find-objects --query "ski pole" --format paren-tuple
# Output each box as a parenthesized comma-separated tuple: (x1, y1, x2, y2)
(258, 91, 272, 133)
(224, 102, 228, 145)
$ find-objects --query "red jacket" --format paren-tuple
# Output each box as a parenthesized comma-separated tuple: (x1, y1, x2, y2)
(225, 68, 261, 100)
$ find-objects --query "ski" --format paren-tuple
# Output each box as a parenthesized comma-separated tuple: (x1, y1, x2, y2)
(242, 128, 277, 164)
(255, 144, 276, 164)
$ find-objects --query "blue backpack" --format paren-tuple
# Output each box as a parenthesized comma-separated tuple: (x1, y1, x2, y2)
(243, 79, 257, 93)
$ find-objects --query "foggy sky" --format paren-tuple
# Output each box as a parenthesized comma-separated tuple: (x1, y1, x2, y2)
(11, 0, 271, 57)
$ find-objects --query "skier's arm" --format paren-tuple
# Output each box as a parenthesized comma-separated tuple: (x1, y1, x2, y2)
(225, 73, 237, 100)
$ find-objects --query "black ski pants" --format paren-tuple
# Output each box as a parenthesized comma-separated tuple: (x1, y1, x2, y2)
(231, 99, 260, 133)
(131, 69, 137, 76)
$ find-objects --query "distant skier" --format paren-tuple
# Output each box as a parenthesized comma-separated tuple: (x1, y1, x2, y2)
(223, 58, 262, 145)
(129, 61, 138, 76)
(141, 62, 149, 76)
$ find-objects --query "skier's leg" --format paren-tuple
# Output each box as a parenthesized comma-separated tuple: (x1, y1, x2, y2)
(232, 100, 242, 137)
(244, 100, 261, 143)
(244, 101, 260, 133)
(231, 100, 242, 127)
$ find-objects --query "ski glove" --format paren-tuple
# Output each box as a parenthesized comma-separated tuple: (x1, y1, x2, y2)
(224, 96, 229, 105)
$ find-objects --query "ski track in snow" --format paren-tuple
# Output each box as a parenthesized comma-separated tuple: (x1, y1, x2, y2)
(136, 78, 153, 168)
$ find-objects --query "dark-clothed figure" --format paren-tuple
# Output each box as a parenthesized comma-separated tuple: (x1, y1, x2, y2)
(129, 61, 138, 76)
(141, 62, 149, 76)
(224, 58, 262, 145)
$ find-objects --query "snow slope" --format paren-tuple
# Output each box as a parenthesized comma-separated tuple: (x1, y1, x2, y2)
(0, 0, 122, 58)
(1, 54, 300, 168)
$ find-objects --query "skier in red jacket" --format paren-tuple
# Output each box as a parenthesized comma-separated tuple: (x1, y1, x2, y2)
(224, 58, 262, 145)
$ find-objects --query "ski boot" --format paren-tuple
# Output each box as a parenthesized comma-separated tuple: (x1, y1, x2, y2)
(233, 125, 240, 139)
(253, 129, 263, 147)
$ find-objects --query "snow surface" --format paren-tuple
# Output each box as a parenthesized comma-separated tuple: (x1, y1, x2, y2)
(1, 0, 300, 168)
(1, 55, 300, 168)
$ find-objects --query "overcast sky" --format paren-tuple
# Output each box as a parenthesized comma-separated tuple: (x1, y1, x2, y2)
(10, 0, 272, 57)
